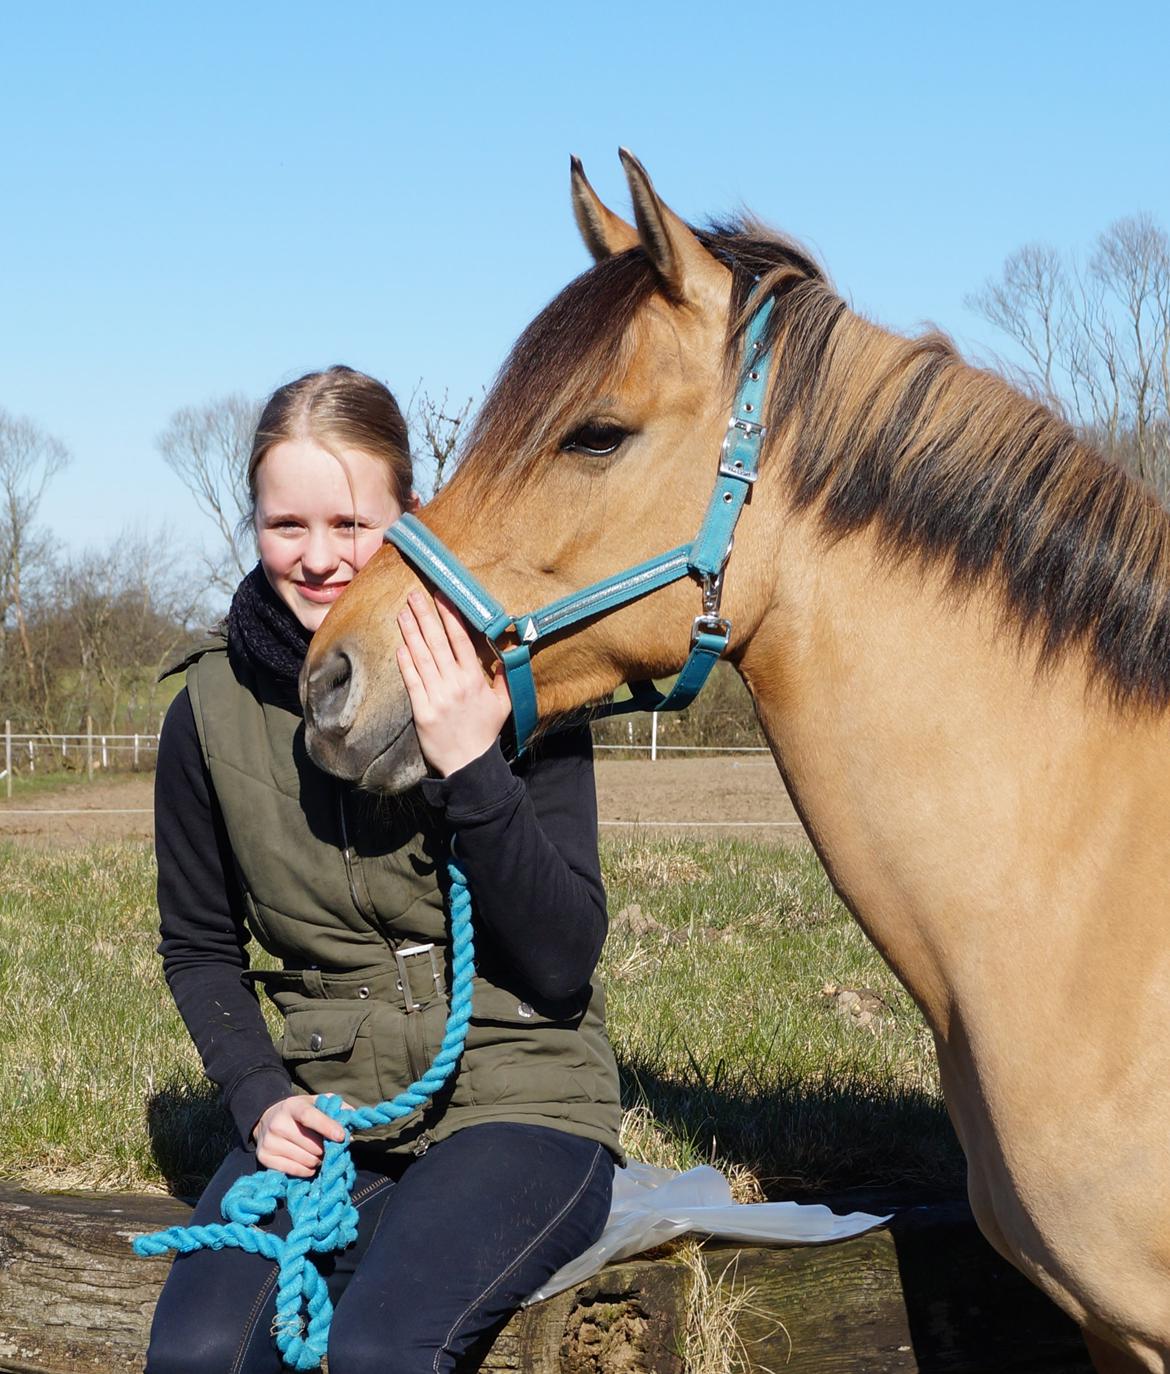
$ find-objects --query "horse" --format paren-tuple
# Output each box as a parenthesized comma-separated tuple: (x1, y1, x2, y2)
(301, 152, 1170, 1373)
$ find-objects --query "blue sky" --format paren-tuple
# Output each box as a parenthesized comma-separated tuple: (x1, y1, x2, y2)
(2, 0, 1167, 567)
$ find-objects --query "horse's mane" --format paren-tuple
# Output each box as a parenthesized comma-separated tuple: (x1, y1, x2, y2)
(457, 216, 1170, 711)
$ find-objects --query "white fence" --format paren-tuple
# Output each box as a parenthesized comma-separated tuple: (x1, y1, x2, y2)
(1, 719, 770, 799)
(2, 722, 161, 797)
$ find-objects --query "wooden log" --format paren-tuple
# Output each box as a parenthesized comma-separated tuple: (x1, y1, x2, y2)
(0, 1187, 1093, 1373)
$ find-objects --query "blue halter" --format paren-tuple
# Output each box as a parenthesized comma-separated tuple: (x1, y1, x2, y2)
(386, 295, 775, 752)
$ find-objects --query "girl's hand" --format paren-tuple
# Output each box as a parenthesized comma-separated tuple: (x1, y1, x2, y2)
(252, 1095, 348, 1177)
(396, 589, 512, 777)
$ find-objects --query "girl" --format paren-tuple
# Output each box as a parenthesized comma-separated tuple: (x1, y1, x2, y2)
(145, 366, 619, 1373)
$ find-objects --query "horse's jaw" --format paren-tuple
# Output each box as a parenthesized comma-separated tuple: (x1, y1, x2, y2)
(304, 697, 427, 794)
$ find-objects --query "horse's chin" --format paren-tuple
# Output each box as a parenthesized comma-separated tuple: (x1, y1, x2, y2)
(359, 731, 427, 794)
(305, 710, 427, 796)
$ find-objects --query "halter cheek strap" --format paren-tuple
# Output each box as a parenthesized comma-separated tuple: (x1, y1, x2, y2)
(384, 294, 774, 752)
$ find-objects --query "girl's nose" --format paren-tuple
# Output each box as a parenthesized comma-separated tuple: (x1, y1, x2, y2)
(301, 528, 338, 577)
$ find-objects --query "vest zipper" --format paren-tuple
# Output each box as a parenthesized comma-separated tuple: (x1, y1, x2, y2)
(337, 789, 376, 920)
(412, 1131, 433, 1156)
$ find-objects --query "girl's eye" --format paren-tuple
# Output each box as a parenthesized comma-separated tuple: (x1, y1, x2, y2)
(562, 422, 629, 458)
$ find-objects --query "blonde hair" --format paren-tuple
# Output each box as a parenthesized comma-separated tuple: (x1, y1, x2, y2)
(247, 366, 412, 519)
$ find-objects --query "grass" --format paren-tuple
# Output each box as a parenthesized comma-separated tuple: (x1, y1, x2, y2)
(0, 836, 962, 1197)
(0, 769, 151, 802)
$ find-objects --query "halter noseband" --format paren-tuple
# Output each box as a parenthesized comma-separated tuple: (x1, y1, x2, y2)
(384, 295, 775, 752)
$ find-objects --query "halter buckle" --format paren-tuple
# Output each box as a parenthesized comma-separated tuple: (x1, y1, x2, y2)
(692, 612, 731, 644)
(395, 943, 442, 1013)
(719, 417, 764, 482)
(692, 567, 730, 644)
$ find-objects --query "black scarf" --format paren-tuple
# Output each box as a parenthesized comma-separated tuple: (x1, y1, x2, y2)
(226, 565, 313, 685)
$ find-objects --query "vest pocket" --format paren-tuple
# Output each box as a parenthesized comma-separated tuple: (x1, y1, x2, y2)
(279, 998, 396, 1110)
(462, 982, 596, 1108)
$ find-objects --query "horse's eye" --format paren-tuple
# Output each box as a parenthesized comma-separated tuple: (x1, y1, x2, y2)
(562, 422, 629, 457)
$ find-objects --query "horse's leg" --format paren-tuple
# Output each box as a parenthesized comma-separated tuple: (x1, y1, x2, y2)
(1082, 1329, 1161, 1374)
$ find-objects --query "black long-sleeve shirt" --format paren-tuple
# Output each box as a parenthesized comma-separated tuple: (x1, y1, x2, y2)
(155, 688, 607, 1144)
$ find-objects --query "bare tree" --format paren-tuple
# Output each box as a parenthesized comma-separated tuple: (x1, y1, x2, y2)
(968, 215, 1170, 499)
(38, 530, 210, 733)
(156, 394, 260, 592)
(0, 409, 70, 712)
(967, 244, 1069, 407)
(408, 388, 475, 498)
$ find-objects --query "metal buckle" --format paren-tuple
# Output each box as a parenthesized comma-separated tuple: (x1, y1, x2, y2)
(719, 417, 764, 482)
(692, 613, 731, 644)
(394, 942, 442, 1013)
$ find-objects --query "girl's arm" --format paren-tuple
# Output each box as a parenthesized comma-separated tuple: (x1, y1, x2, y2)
(400, 594, 607, 1002)
(155, 688, 294, 1143)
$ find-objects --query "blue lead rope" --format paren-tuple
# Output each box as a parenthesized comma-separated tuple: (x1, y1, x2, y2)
(133, 861, 476, 1371)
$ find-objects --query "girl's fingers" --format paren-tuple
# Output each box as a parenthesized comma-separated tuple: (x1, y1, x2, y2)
(261, 1151, 316, 1178)
(397, 646, 428, 713)
(489, 663, 512, 704)
(397, 605, 440, 690)
(433, 593, 479, 669)
(297, 1104, 347, 1143)
(406, 591, 458, 673)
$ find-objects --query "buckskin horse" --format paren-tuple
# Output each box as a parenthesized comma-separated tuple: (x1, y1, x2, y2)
(302, 152, 1170, 1372)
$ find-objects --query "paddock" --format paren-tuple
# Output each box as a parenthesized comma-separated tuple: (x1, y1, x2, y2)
(0, 756, 805, 848)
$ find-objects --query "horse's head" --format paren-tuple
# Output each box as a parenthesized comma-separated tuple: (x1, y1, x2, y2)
(304, 152, 826, 790)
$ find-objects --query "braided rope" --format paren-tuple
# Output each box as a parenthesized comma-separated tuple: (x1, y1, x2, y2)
(133, 860, 475, 1370)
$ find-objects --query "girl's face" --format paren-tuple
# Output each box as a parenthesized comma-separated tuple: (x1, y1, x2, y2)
(254, 436, 408, 633)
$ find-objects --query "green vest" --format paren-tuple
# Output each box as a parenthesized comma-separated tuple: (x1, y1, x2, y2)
(179, 640, 622, 1159)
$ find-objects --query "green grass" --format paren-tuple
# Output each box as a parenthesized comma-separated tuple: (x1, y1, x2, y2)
(0, 837, 962, 1197)
(0, 769, 151, 802)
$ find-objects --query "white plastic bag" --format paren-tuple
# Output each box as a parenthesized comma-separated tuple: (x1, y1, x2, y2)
(526, 1160, 891, 1303)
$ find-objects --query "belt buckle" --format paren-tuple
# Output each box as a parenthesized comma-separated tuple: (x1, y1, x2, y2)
(394, 942, 441, 1013)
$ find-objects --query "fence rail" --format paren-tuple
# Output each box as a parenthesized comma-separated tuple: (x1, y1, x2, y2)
(2, 721, 161, 797)
(1, 722, 770, 800)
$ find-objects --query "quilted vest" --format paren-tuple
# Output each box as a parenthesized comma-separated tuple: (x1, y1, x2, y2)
(179, 640, 622, 1159)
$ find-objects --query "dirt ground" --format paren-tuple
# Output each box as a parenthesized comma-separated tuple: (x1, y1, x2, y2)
(0, 757, 805, 849)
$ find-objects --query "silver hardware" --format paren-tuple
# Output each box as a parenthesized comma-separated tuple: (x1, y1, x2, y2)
(749, 370, 760, 380)
(719, 417, 764, 482)
(701, 566, 725, 617)
(309, 1032, 324, 1052)
(517, 1002, 534, 1019)
(394, 942, 442, 1013)
(412, 1132, 433, 1156)
(743, 402, 754, 413)
(693, 612, 732, 642)
(692, 567, 732, 643)
(357, 986, 370, 999)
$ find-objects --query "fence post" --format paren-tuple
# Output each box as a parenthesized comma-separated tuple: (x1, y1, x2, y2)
(101, 736, 108, 769)
(651, 713, 659, 763)
(86, 716, 94, 781)
(134, 733, 140, 768)
(4, 720, 10, 800)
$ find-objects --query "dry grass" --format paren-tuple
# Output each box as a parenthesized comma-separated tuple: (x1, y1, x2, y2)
(680, 1244, 788, 1374)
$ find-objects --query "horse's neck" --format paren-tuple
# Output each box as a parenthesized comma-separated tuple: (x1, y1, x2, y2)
(740, 523, 1170, 1041)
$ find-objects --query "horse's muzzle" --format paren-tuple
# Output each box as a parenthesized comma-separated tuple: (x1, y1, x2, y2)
(301, 644, 426, 792)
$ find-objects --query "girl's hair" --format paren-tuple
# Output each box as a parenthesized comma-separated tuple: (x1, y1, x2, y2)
(247, 366, 413, 518)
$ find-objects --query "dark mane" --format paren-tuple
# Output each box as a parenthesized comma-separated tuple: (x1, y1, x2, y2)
(458, 251, 659, 498)
(457, 215, 1170, 710)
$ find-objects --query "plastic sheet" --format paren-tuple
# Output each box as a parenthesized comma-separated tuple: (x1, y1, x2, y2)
(526, 1160, 892, 1304)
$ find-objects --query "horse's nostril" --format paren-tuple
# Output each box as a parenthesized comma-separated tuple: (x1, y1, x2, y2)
(307, 648, 358, 734)
(324, 651, 352, 697)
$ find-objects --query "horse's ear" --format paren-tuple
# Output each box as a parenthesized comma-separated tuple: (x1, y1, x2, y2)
(571, 155, 638, 261)
(618, 148, 722, 306)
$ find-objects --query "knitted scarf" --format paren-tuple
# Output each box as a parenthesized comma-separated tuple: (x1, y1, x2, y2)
(226, 565, 313, 685)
